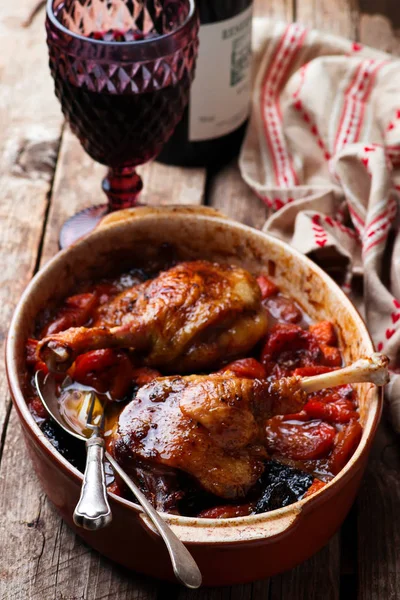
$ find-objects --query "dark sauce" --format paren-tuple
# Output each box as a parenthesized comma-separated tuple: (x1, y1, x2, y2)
(41, 419, 85, 472)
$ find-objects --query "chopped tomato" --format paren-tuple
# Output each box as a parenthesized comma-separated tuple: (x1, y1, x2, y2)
(257, 275, 279, 299)
(310, 386, 355, 404)
(66, 293, 96, 310)
(264, 296, 302, 323)
(261, 323, 321, 376)
(303, 478, 326, 498)
(320, 344, 342, 367)
(265, 417, 336, 460)
(261, 324, 321, 363)
(41, 293, 98, 336)
(281, 410, 309, 421)
(304, 400, 358, 424)
(293, 365, 335, 377)
(30, 395, 48, 420)
(26, 338, 38, 366)
(220, 358, 266, 379)
(329, 420, 362, 475)
(132, 367, 161, 386)
(309, 321, 337, 346)
(73, 349, 119, 378)
(335, 384, 355, 400)
(197, 503, 253, 519)
(92, 282, 120, 305)
(107, 479, 126, 497)
(26, 339, 49, 374)
(72, 349, 133, 400)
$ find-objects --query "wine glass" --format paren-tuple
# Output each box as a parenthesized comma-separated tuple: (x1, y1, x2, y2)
(46, 0, 199, 248)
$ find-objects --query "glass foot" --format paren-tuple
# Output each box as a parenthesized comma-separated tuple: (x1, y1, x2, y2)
(59, 204, 109, 249)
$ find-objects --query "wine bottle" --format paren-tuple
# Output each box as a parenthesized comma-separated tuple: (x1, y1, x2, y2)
(157, 0, 253, 168)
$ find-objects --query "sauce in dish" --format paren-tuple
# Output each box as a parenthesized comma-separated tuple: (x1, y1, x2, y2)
(25, 259, 362, 518)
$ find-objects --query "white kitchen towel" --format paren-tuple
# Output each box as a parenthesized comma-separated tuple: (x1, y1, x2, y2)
(240, 20, 400, 430)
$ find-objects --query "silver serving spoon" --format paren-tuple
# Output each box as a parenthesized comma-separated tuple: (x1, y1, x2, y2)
(35, 372, 112, 531)
(35, 370, 202, 589)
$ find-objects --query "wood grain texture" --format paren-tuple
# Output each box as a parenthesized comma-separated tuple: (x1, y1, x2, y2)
(253, 0, 293, 21)
(0, 0, 63, 439)
(0, 413, 160, 600)
(208, 160, 269, 229)
(357, 416, 400, 600)
(295, 0, 358, 37)
(0, 0, 65, 592)
(359, 0, 400, 30)
(40, 127, 206, 264)
(351, 10, 400, 599)
(269, 537, 340, 600)
(44, 129, 206, 259)
(359, 13, 400, 55)
(2, 0, 400, 598)
(355, 8, 400, 600)
(0, 2, 207, 598)
(0, 142, 206, 600)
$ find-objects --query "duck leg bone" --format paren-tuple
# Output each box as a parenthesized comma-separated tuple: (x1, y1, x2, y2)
(299, 353, 390, 394)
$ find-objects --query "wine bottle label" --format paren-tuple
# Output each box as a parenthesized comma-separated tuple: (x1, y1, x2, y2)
(189, 4, 253, 142)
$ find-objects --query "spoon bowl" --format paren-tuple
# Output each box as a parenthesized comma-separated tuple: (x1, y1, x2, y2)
(36, 370, 113, 531)
(35, 371, 105, 440)
(34, 369, 202, 589)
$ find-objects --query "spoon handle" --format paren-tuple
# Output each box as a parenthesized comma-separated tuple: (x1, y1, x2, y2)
(73, 436, 112, 530)
(105, 451, 202, 589)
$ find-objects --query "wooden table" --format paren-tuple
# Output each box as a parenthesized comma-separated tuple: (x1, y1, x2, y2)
(1, 1, 400, 598)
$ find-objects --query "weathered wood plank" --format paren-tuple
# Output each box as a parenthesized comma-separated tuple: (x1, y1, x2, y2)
(208, 160, 268, 229)
(359, 13, 400, 55)
(0, 0, 63, 444)
(0, 415, 161, 600)
(178, 587, 232, 600)
(356, 8, 400, 600)
(0, 135, 206, 600)
(0, 12, 62, 565)
(295, 0, 358, 37)
(40, 127, 206, 264)
(5, 0, 400, 599)
(254, 0, 293, 21)
(359, 0, 400, 30)
(357, 416, 400, 600)
(269, 537, 341, 600)
(0, 0, 65, 593)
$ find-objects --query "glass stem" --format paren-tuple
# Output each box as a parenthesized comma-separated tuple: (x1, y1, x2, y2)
(102, 167, 143, 211)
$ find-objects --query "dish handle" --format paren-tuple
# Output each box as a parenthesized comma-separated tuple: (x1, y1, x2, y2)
(96, 205, 231, 230)
(138, 505, 302, 545)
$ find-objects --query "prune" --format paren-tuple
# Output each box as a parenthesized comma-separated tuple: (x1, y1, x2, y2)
(253, 461, 313, 514)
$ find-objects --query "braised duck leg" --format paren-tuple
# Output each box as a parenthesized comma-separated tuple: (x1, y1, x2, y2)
(109, 354, 389, 502)
(38, 261, 268, 373)
(109, 374, 306, 501)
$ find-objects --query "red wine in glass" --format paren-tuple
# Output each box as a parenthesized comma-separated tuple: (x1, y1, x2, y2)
(46, 0, 199, 248)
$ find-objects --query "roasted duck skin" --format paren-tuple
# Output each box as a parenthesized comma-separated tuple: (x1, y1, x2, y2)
(108, 355, 389, 501)
(37, 261, 268, 373)
(109, 374, 306, 499)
